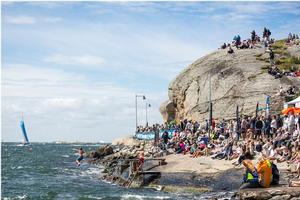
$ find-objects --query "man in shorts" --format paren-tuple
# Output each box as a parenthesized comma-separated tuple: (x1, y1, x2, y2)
(75, 147, 85, 166)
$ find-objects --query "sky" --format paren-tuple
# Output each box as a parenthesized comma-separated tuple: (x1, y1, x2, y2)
(2, 1, 300, 142)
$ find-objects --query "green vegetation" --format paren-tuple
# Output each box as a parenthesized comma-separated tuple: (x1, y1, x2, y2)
(272, 39, 287, 50)
(271, 39, 300, 71)
(256, 39, 300, 73)
(275, 56, 300, 71)
(273, 49, 289, 56)
(260, 65, 269, 73)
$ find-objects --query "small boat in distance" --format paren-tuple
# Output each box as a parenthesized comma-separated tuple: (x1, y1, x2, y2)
(20, 114, 30, 145)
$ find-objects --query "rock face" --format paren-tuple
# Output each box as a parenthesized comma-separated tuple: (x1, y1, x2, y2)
(161, 45, 300, 122)
(237, 187, 300, 200)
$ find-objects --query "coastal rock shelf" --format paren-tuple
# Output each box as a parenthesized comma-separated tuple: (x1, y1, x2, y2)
(88, 138, 300, 199)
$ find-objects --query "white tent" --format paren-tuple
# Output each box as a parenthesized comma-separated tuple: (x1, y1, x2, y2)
(284, 96, 300, 108)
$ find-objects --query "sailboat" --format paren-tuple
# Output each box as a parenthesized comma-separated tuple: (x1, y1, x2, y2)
(20, 114, 30, 145)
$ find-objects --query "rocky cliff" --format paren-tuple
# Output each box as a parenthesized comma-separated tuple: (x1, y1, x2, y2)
(160, 42, 300, 122)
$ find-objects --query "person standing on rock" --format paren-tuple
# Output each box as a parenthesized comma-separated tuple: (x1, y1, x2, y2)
(205, 119, 209, 132)
(137, 152, 145, 171)
(255, 117, 264, 140)
(162, 131, 170, 150)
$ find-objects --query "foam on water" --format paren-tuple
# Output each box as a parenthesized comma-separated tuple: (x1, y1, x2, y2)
(121, 194, 171, 200)
(3, 195, 28, 200)
(83, 195, 104, 199)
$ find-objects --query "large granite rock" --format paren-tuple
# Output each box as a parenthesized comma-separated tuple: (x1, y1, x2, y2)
(161, 45, 300, 122)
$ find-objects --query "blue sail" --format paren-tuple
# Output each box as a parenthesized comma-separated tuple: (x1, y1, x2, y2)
(20, 120, 29, 144)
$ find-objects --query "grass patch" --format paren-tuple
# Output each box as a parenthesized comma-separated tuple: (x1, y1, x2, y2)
(255, 38, 299, 73)
(275, 56, 300, 71)
(272, 39, 287, 50)
(260, 65, 269, 73)
(261, 65, 269, 70)
(273, 49, 290, 56)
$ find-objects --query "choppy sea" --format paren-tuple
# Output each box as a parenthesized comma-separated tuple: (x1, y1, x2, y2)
(1, 143, 233, 200)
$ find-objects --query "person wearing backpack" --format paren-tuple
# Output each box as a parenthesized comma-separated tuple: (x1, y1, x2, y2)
(271, 162, 280, 185)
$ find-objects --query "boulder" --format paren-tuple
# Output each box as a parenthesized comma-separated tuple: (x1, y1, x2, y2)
(159, 100, 176, 123)
(94, 145, 114, 159)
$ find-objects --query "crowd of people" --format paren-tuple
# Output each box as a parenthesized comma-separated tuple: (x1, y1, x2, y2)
(287, 33, 299, 45)
(220, 27, 276, 54)
(220, 28, 300, 79)
(278, 85, 297, 97)
(267, 32, 300, 78)
(137, 110, 300, 189)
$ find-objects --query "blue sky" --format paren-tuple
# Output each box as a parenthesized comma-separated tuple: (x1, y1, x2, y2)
(2, 1, 300, 142)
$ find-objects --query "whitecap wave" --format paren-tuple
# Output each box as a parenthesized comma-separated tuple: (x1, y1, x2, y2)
(83, 195, 103, 199)
(3, 194, 28, 200)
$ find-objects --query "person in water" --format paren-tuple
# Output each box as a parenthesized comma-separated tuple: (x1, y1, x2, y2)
(75, 147, 85, 166)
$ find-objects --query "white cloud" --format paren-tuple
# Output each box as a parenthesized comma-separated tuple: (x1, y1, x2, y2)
(44, 54, 105, 67)
(5, 15, 36, 24)
(2, 63, 165, 142)
(43, 17, 62, 23)
(4, 15, 63, 25)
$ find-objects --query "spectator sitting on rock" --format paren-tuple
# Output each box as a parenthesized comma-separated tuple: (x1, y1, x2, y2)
(228, 46, 234, 54)
(221, 43, 227, 49)
(287, 86, 296, 95)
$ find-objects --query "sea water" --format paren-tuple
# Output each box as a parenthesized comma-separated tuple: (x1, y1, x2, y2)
(1, 143, 233, 200)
